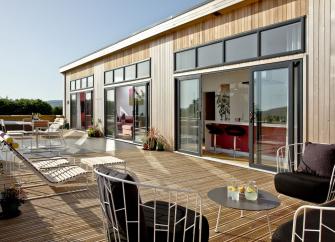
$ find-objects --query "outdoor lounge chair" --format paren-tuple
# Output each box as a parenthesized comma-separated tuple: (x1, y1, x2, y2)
(0, 131, 88, 199)
(275, 143, 335, 203)
(95, 166, 209, 242)
(272, 200, 335, 242)
(37, 121, 66, 148)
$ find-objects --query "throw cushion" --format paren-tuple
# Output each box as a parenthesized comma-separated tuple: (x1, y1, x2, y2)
(298, 142, 335, 178)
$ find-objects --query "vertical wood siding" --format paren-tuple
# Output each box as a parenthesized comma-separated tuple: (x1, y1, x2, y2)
(307, 0, 335, 143)
(173, 0, 308, 51)
(93, 61, 105, 126)
(103, 42, 150, 71)
(150, 35, 175, 147)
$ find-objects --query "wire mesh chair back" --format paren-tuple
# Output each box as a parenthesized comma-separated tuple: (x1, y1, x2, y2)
(276, 143, 305, 173)
(95, 167, 204, 242)
(292, 204, 335, 242)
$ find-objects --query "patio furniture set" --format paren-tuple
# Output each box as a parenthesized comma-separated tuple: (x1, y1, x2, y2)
(1, 127, 335, 241)
(0, 118, 66, 152)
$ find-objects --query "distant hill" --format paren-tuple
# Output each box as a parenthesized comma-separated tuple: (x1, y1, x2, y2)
(47, 100, 63, 108)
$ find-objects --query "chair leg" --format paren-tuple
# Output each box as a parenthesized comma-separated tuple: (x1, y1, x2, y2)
(214, 134, 217, 152)
(233, 136, 237, 158)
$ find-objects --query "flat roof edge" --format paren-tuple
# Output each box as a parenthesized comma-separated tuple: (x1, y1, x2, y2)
(59, 0, 244, 73)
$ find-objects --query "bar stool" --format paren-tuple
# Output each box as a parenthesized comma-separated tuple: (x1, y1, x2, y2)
(206, 123, 224, 152)
(225, 125, 246, 158)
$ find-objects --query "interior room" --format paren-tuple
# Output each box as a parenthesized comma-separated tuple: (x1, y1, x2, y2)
(202, 68, 250, 161)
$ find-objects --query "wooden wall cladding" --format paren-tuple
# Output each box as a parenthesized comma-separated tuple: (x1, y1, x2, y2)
(66, 62, 94, 81)
(173, 0, 308, 51)
(307, 0, 335, 143)
(103, 42, 150, 71)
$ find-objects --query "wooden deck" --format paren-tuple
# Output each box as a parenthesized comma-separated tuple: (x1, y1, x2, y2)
(0, 138, 304, 242)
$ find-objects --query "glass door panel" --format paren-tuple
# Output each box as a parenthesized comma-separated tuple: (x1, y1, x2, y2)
(116, 85, 134, 140)
(177, 77, 201, 154)
(105, 89, 116, 137)
(85, 91, 93, 129)
(79, 92, 86, 129)
(134, 85, 147, 143)
(250, 64, 292, 169)
(70, 94, 77, 129)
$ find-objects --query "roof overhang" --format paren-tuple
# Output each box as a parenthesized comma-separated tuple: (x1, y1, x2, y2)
(59, 0, 245, 73)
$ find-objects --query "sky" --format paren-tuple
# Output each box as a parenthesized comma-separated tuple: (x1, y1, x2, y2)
(0, 0, 205, 101)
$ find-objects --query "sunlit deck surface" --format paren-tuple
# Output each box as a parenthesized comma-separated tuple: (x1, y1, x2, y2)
(0, 130, 304, 242)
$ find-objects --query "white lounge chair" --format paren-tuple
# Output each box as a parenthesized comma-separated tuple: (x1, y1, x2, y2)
(0, 131, 88, 199)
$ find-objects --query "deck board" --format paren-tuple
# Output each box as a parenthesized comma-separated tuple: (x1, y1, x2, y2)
(0, 139, 304, 242)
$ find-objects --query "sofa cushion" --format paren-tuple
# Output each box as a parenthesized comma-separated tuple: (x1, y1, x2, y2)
(298, 142, 335, 178)
(274, 172, 330, 203)
(272, 200, 335, 242)
(143, 200, 209, 242)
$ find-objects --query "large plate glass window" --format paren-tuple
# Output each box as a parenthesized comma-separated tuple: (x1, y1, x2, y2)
(125, 65, 136, 81)
(114, 68, 124, 82)
(81, 77, 87, 89)
(261, 22, 302, 56)
(105, 71, 113, 84)
(225, 34, 258, 62)
(137, 61, 150, 79)
(175, 49, 196, 71)
(197, 42, 223, 67)
(87, 76, 94, 87)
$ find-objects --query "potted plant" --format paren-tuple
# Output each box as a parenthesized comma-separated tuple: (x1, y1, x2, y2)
(156, 135, 168, 151)
(0, 184, 27, 219)
(141, 136, 149, 150)
(87, 119, 103, 138)
(146, 128, 159, 150)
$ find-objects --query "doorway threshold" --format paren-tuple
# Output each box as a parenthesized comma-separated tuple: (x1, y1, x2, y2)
(174, 151, 275, 175)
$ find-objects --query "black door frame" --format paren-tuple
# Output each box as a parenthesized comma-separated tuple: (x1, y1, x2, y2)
(175, 75, 202, 156)
(249, 60, 303, 171)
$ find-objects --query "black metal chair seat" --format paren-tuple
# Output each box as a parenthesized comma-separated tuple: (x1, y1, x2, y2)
(205, 123, 224, 135)
(225, 125, 246, 137)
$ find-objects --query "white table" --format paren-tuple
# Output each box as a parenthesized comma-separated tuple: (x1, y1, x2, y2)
(80, 156, 126, 180)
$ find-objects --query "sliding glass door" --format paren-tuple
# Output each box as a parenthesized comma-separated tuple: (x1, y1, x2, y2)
(134, 84, 149, 143)
(85, 92, 93, 129)
(104, 82, 150, 143)
(105, 89, 116, 137)
(70, 94, 77, 129)
(69, 91, 93, 130)
(249, 61, 301, 170)
(176, 76, 202, 155)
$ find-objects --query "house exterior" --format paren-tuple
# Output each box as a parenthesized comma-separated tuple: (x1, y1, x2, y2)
(60, 0, 335, 171)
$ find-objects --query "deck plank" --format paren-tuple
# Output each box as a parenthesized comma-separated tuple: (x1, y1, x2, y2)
(0, 140, 304, 241)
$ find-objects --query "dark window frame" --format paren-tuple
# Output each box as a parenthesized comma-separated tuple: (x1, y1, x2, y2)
(174, 48, 197, 72)
(104, 59, 151, 85)
(125, 64, 136, 81)
(136, 59, 151, 79)
(174, 16, 305, 72)
(196, 41, 224, 68)
(104, 70, 114, 84)
(70, 75, 94, 91)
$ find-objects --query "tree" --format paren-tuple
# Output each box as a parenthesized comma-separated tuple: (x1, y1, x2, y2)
(52, 106, 63, 115)
(0, 98, 53, 115)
